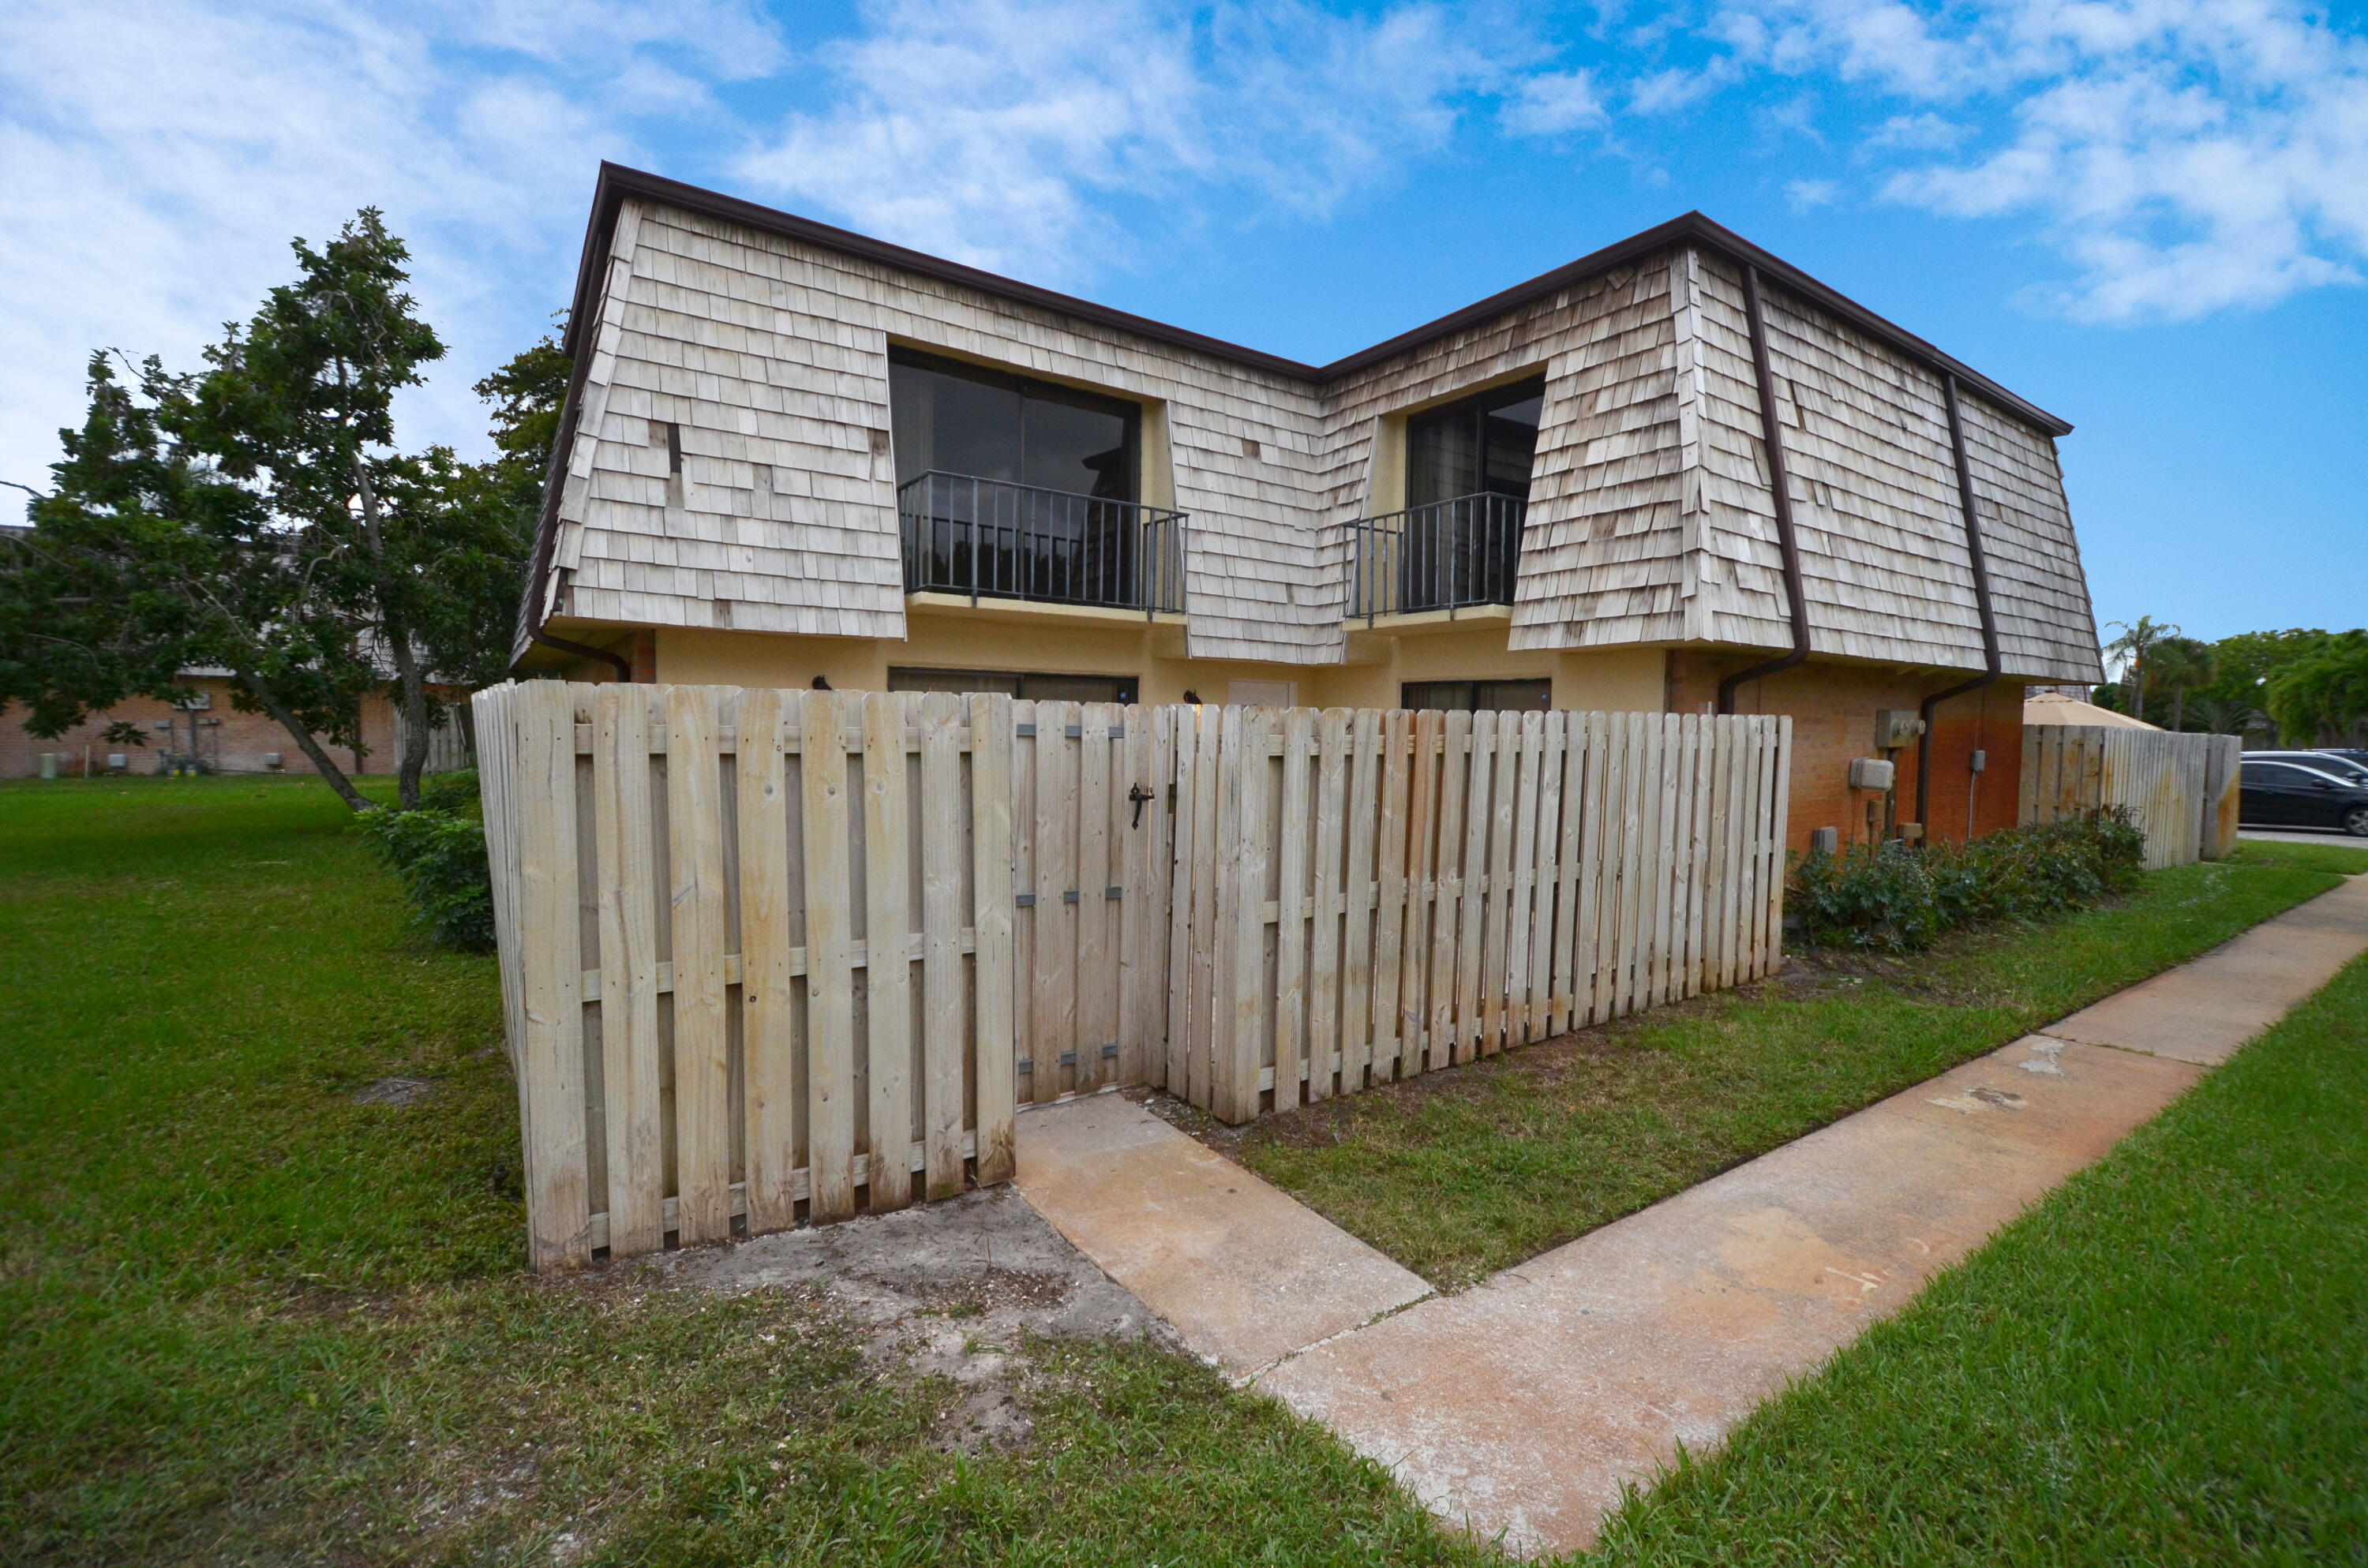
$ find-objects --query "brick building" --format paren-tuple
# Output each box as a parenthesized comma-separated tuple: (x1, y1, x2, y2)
(1, 672, 463, 780)
(513, 163, 2103, 850)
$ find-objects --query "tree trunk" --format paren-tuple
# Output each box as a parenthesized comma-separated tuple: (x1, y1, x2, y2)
(238, 669, 372, 812)
(347, 450, 433, 809)
(2172, 689, 2186, 732)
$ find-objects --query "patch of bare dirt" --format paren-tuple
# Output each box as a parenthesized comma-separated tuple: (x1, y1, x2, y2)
(656, 1186, 1179, 1454)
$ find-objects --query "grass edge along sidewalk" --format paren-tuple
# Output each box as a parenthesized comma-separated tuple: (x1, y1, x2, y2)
(1582, 938, 2368, 1565)
(1227, 840, 2368, 1290)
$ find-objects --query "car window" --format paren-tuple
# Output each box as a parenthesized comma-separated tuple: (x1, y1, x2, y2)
(2243, 763, 2313, 784)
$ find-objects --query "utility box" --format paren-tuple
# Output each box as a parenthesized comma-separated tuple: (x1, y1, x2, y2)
(1849, 756, 1896, 791)
(1872, 709, 1926, 749)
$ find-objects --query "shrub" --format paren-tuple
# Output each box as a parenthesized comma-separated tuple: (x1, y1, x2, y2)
(357, 803, 494, 952)
(1789, 809, 2145, 953)
(418, 768, 481, 813)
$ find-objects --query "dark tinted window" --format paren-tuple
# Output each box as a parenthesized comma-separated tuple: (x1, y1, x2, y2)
(888, 349, 1137, 501)
(1400, 679, 1552, 713)
(1406, 377, 1546, 508)
(888, 666, 1137, 703)
(2243, 762, 2318, 784)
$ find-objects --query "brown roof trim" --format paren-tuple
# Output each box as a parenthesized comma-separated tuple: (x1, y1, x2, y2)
(563, 162, 2073, 436)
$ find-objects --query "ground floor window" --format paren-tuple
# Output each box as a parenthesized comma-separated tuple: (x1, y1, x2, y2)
(888, 667, 1138, 704)
(1400, 679, 1552, 713)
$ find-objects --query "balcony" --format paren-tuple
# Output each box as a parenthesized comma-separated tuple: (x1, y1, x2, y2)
(897, 471, 1186, 619)
(1344, 492, 1524, 623)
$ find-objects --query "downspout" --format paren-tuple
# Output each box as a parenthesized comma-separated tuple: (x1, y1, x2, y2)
(1914, 372, 2004, 831)
(1717, 264, 1815, 714)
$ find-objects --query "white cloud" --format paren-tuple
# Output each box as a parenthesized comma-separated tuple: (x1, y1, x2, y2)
(1503, 69, 1607, 135)
(1680, 0, 2368, 320)
(1864, 110, 1965, 151)
(732, 0, 1520, 279)
(1785, 176, 1839, 209)
(0, 0, 781, 490)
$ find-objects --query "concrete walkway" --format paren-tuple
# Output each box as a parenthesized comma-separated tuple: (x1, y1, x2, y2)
(1014, 1091, 1432, 1375)
(1018, 875, 2368, 1559)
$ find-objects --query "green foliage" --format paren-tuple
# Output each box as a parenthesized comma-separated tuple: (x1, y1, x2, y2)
(2145, 634, 2215, 730)
(354, 792, 493, 951)
(417, 767, 481, 813)
(1, 215, 568, 813)
(1789, 812, 2145, 953)
(2265, 628, 2368, 745)
(414, 333, 570, 695)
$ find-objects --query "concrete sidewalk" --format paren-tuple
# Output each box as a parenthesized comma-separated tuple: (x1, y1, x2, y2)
(1020, 874, 2368, 1558)
(1014, 1091, 1432, 1375)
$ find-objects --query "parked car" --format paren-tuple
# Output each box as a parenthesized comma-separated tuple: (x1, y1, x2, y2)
(2239, 757, 2368, 836)
(2249, 750, 2368, 786)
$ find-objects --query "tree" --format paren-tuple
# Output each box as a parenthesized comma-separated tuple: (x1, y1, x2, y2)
(410, 331, 571, 743)
(2101, 616, 2179, 723)
(2192, 628, 2336, 743)
(0, 212, 551, 811)
(2146, 635, 2216, 732)
(2190, 694, 2270, 739)
(2, 352, 384, 805)
(2265, 631, 2368, 745)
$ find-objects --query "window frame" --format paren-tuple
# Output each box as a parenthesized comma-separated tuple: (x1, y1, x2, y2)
(886, 346, 1142, 503)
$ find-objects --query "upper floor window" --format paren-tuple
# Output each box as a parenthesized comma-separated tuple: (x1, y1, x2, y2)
(1406, 376, 1546, 508)
(888, 347, 1139, 502)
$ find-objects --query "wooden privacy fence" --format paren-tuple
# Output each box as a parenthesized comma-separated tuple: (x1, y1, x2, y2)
(478, 683, 1795, 1267)
(2020, 725, 2240, 870)
(476, 681, 1021, 1272)
(1157, 708, 1793, 1122)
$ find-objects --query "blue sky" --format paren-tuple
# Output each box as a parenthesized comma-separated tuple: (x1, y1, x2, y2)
(5, 0, 2364, 646)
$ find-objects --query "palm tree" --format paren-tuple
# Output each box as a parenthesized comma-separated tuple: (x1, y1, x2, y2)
(2102, 616, 2179, 723)
(2147, 636, 2216, 732)
(2190, 695, 2269, 739)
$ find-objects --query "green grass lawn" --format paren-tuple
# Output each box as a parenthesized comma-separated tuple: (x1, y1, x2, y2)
(6, 777, 2361, 1565)
(1, 777, 1480, 1566)
(1231, 838, 2368, 1290)
(1583, 941, 2368, 1566)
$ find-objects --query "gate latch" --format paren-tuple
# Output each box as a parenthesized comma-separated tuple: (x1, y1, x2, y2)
(1128, 783, 1154, 829)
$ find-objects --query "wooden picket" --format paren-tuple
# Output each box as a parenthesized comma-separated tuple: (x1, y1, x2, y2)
(482, 683, 1799, 1264)
(1152, 704, 1792, 1122)
(2018, 724, 2231, 870)
(478, 683, 1022, 1269)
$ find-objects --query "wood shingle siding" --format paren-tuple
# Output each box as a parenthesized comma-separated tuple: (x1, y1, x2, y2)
(529, 171, 2100, 689)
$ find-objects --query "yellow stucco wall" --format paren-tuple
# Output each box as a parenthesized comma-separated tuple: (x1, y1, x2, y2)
(651, 607, 1670, 714)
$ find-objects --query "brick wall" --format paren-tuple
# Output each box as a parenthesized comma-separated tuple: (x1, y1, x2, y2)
(1667, 653, 2024, 851)
(1, 676, 402, 780)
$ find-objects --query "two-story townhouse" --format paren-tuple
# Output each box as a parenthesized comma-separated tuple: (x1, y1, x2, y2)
(515, 164, 2104, 850)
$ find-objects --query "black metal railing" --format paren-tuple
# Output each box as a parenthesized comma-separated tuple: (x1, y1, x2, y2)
(897, 471, 1186, 618)
(1344, 492, 1524, 622)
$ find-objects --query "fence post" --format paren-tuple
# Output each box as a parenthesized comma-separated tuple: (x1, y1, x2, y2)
(508, 680, 590, 1271)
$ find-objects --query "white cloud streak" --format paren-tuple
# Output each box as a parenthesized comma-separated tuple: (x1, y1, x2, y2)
(732, 0, 1521, 278)
(1692, 0, 2368, 319)
(0, 0, 781, 488)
